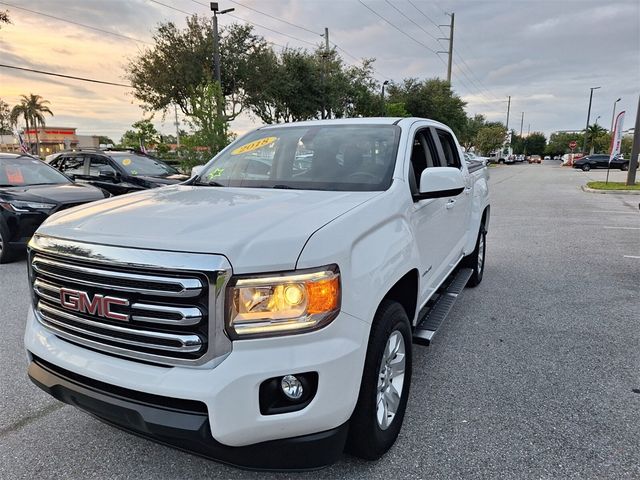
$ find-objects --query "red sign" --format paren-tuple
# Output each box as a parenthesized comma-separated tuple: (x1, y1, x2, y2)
(569, 141, 577, 149)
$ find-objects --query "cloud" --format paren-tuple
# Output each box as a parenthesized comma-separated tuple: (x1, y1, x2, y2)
(0, 0, 638, 140)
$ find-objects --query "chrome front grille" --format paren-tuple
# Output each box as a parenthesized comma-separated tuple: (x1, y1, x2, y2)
(28, 234, 232, 367)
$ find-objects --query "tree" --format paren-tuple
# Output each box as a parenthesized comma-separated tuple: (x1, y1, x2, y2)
(120, 118, 158, 148)
(386, 102, 410, 117)
(526, 132, 547, 156)
(459, 114, 486, 151)
(585, 123, 606, 153)
(475, 124, 507, 155)
(98, 136, 114, 146)
(386, 78, 467, 136)
(10, 94, 53, 156)
(545, 131, 585, 156)
(0, 99, 11, 135)
(0, 10, 9, 28)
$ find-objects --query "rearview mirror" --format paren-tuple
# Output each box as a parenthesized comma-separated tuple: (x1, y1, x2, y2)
(191, 165, 205, 177)
(418, 167, 465, 199)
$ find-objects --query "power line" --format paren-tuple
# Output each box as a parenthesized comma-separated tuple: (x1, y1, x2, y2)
(0, 64, 131, 87)
(357, 0, 439, 55)
(0, 1, 151, 44)
(384, 0, 441, 44)
(406, 0, 446, 35)
(224, 0, 321, 37)
(147, 0, 191, 16)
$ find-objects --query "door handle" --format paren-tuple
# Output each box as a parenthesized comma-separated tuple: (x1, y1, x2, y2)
(464, 187, 472, 195)
(446, 199, 456, 209)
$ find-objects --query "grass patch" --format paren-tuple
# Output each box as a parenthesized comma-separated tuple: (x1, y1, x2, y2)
(587, 181, 640, 191)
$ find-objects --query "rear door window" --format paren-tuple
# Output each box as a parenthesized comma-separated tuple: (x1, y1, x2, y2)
(435, 129, 462, 169)
(88, 156, 117, 177)
(60, 155, 86, 177)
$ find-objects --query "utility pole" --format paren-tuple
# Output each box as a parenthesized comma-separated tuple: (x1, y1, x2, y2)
(627, 94, 639, 185)
(528, 123, 530, 136)
(438, 13, 455, 83)
(582, 86, 601, 154)
(505, 96, 511, 132)
(321, 27, 330, 119)
(520, 112, 524, 137)
(210, 3, 234, 86)
(174, 104, 180, 148)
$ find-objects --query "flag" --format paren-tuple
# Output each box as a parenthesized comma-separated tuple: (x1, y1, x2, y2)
(16, 131, 29, 154)
(609, 111, 625, 162)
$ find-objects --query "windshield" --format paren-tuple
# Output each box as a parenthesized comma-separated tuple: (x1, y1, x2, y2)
(197, 125, 400, 191)
(110, 153, 178, 177)
(0, 157, 71, 187)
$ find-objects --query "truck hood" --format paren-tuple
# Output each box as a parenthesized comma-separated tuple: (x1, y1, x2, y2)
(38, 185, 379, 273)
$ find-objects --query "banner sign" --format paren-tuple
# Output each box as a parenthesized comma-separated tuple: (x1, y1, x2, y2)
(609, 111, 625, 162)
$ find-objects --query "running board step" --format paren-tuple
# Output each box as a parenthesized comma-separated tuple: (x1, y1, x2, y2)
(413, 268, 473, 346)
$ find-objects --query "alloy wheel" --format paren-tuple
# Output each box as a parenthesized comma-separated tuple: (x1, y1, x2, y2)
(376, 330, 406, 430)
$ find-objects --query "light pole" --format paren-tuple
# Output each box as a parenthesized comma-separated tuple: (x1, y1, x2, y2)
(595, 115, 601, 126)
(582, 86, 600, 153)
(610, 97, 621, 133)
(210, 2, 235, 86)
(381, 80, 389, 116)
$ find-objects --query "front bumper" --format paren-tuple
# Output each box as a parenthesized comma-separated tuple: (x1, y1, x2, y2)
(25, 306, 370, 468)
(28, 355, 348, 470)
(1, 210, 48, 247)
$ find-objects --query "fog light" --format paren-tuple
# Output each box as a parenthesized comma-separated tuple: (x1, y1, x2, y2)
(281, 375, 303, 400)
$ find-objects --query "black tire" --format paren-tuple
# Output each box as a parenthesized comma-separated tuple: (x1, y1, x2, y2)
(462, 226, 486, 287)
(621, 164, 628, 171)
(582, 164, 590, 171)
(498, 159, 505, 164)
(346, 300, 412, 460)
(0, 222, 16, 264)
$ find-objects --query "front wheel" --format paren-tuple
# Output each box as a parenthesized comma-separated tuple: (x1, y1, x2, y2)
(346, 300, 412, 460)
(621, 164, 628, 171)
(582, 164, 591, 171)
(462, 227, 486, 287)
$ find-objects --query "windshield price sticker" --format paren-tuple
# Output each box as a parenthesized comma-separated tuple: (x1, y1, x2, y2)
(122, 158, 132, 166)
(231, 136, 277, 155)
(207, 168, 225, 179)
(6, 166, 24, 184)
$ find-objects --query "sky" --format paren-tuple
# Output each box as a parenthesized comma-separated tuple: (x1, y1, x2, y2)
(0, 0, 639, 142)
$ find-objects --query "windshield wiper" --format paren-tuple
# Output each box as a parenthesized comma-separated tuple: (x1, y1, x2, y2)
(200, 180, 226, 187)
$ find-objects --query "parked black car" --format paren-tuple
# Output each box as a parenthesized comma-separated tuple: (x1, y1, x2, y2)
(573, 154, 629, 172)
(0, 153, 109, 263)
(46, 149, 188, 196)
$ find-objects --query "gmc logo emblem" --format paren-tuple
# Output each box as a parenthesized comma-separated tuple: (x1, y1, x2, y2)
(59, 288, 129, 321)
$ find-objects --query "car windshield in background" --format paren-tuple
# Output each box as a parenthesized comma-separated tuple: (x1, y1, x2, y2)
(197, 125, 400, 191)
(0, 157, 71, 187)
(110, 153, 178, 177)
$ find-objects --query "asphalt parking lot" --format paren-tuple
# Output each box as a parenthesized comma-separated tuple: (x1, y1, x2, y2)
(1, 163, 638, 479)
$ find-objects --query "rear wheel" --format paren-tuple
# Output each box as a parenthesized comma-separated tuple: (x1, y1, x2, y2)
(621, 164, 628, 171)
(462, 226, 486, 287)
(582, 164, 591, 171)
(346, 300, 412, 460)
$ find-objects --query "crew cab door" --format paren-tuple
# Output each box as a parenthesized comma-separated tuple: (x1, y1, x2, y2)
(432, 127, 472, 266)
(407, 126, 455, 299)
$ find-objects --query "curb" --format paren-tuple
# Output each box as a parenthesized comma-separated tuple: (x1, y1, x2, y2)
(581, 185, 640, 195)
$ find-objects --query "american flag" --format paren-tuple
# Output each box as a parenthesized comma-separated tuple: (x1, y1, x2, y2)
(16, 131, 30, 154)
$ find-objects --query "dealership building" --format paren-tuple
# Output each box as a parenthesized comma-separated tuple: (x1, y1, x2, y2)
(0, 127, 99, 155)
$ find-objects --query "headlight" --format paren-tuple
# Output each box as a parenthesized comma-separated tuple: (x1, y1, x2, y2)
(0, 200, 56, 212)
(226, 266, 341, 339)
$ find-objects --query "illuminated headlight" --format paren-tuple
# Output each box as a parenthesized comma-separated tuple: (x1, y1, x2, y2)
(226, 266, 341, 338)
(0, 200, 56, 212)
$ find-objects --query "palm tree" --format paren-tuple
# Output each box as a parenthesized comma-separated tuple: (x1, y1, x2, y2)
(10, 94, 53, 156)
(585, 123, 606, 154)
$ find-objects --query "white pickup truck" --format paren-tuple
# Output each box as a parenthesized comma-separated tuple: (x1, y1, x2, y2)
(24, 117, 489, 470)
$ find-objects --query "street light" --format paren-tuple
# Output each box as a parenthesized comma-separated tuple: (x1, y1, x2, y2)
(381, 80, 389, 116)
(210, 3, 235, 85)
(610, 97, 621, 133)
(582, 86, 601, 153)
(595, 115, 601, 126)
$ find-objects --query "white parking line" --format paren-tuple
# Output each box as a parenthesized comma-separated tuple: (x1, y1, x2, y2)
(603, 226, 640, 230)
(623, 255, 640, 259)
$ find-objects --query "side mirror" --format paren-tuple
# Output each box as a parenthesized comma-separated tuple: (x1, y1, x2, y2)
(191, 165, 205, 177)
(417, 167, 465, 199)
(99, 168, 118, 181)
